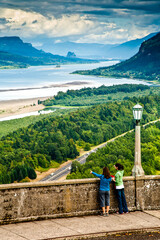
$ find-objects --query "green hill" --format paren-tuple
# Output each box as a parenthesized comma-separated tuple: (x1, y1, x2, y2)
(67, 121, 160, 179)
(0, 93, 160, 184)
(74, 32, 160, 82)
(41, 84, 150, 106)
(0, 51, 38, 68)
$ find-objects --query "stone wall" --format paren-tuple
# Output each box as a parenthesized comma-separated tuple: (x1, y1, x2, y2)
(0, 175, 159, 224)
(135, 175, 160, 210)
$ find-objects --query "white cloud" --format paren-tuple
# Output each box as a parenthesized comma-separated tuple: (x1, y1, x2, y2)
(54, 40, 62, 43)
(0, 8, 98, 38)
(0, 7, 159, 44)
(0, 8, 124, 43)
(31, 42, 43, 47)
(75, 27, 129, 44)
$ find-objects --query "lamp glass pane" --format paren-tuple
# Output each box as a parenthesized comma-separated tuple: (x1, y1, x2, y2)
(133, 104, 143, 120)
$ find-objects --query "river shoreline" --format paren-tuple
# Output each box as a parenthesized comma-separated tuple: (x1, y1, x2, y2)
(0, 60, 154, 119)
(0, 97, 47, 119)
(0, 80, 92, 119)
(0, 81, 90, 92)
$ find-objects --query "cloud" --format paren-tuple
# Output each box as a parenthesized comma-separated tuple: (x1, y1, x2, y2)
(0, 8, 99, 38)
(1, 0, 160, 17)
(0, 7, 126, 43)
(32, 41, 43, 47)
(0, 1, 159, 44)
(76, 28, 129, 44)
(0, 17, 8, 24)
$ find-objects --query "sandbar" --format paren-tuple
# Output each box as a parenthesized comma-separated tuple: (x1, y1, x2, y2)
(0, 81, 90, 119)
(0, 97, 47, 119)
(0, 81, 90, 92)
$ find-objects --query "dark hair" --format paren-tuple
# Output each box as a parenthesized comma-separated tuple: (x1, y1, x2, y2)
(103, 167, 111, 179)
(115, 163, 124, 170)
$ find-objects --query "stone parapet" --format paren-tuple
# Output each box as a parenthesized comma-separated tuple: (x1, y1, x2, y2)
(0, 176, 159, 224)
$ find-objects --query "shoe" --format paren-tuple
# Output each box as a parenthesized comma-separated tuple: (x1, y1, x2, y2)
(106, 213, 109, 217)
(116, 212, 123, 215)
(124, 212, 129, 214)
(101, 212, 107, 216)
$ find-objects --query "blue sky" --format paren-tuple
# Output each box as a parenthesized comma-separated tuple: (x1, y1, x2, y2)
(0, 0, 160, 44)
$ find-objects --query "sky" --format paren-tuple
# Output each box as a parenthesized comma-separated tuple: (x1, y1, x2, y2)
(0, 0, 160, 45)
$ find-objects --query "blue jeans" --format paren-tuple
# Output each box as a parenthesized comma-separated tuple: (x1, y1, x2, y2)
(116, 188, 128, 214)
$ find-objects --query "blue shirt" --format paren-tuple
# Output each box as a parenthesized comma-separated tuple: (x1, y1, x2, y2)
(92, 172, 112, 191)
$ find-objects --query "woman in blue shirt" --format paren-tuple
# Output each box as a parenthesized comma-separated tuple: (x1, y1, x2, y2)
(90, 167, 112, 216)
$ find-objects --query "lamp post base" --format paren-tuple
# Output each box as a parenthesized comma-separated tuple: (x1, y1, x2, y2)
(132, 165, 144, 177)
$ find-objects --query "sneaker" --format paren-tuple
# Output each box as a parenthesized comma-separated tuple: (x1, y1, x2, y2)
(100, 212, 106, 216)
(116, 212, 123, 215)
(106, 213, 109, 217)
(124, 212, 129, 214)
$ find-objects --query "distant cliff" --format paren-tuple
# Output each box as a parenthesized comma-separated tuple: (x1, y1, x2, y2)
(0, 36, 45, 57)
(0, 36, 96, 68)
(74, 32, 160, 82)
(66, 51, 76, 58)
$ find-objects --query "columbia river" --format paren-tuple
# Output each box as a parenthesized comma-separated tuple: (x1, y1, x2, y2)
(0, 61, 150, 101)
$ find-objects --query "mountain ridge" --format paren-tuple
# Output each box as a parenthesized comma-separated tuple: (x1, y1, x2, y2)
(107, 32, 157, 59)
(0, 36, 96, 68)
(32, 32, 158, 59)
(73, 32, 160, 82)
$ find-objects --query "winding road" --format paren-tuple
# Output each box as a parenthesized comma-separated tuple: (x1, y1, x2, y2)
(40, 118, 160, 182)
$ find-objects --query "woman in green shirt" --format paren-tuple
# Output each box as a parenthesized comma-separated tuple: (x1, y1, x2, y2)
(114, 163, 129, 214)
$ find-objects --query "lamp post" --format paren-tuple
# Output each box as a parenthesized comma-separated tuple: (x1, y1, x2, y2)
(132, 104, 145, 177)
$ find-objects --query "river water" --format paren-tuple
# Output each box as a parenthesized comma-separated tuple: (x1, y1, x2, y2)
(0, 61, 150, 101)
(0, 109, 56, 122)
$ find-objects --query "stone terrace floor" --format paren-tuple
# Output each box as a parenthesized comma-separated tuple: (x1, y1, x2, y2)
(0, 210, 160, 240)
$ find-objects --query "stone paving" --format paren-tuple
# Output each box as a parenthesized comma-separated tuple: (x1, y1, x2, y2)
(0, 210, 160, 240)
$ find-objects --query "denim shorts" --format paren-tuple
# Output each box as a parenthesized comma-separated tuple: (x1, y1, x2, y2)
(99, 190, 110, 207)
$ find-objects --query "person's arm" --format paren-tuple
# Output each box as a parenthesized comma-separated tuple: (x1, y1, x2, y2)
(90, 171, 102, 178)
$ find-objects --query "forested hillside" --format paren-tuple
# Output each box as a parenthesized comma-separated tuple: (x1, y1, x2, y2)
(0, 51, 29, 68)
(41, 84, 150, 106)
(0, 94, 159, 184)
(67, 121, 160, 179)
(74, 32, 160, 82)
(1, 84, 159, 140)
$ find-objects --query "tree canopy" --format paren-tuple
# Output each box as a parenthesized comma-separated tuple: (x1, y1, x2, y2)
(0, 93, 159, 184)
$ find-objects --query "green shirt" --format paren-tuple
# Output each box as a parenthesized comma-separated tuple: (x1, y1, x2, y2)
(115, 170, 124, 186)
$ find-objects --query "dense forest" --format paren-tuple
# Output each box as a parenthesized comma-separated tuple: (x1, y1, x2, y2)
(0, 93, 160, 184)
(73, 32, 160, 82)
(40, 84, 150, 106)
(0, 108, 75, 139)
(67, 121, 160, 179)
(1, 84, 159, 140)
